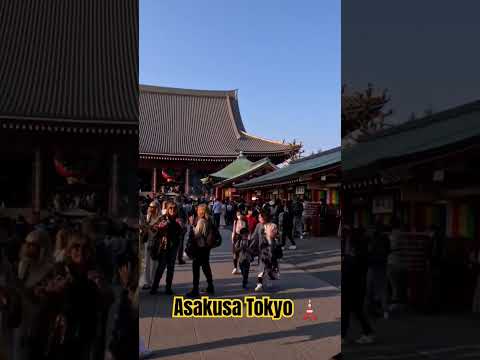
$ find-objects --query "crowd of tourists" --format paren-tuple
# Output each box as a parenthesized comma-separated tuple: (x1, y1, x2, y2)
(0, 214, 138, 360)
(139, 194, 307, 297)
(341, 216, 480, 346)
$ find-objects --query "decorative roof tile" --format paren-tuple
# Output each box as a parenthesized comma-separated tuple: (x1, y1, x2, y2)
(0, 0, 138, 125)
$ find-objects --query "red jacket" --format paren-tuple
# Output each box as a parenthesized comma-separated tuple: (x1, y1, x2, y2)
(246, 215, 258, 234)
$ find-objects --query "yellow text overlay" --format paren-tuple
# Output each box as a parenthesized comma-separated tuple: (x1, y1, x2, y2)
(172, 296, 294, 320)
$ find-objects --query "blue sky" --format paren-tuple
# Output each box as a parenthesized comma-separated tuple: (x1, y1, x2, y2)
(140, 0, 340, 155)
(343, 1, 480, 125)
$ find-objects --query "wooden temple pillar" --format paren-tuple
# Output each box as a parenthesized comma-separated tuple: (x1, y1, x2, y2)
(185, 168, 190, 195)
(32, 148, 42, 223)
(152, 167, 158, 193)
(127, 152, 138, 220)
(110, 153, 119, 217)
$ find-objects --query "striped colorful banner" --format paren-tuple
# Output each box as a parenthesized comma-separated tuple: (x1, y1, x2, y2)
(400, 204, 445, 232)
(446, 203, 476, 239)
(327, 189, 339, 205)
(353, 208, 371, 228)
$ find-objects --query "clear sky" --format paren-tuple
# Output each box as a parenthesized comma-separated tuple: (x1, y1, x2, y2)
(343, 0, 480, 125)
(139, 0, 340, 155)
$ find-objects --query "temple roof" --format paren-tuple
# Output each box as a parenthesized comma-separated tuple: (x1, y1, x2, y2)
(203, 153, 277, 185)
(0, 0, 138, 130)
(236, 147, 341, 189)
(343, 100, 480, 174)
(139, 85, 298, 161)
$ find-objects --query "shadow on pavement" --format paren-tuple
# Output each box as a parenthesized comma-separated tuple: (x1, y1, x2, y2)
(148, 320, 340, 358)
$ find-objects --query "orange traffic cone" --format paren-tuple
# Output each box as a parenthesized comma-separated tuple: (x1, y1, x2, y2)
(303, 299, 318, 321)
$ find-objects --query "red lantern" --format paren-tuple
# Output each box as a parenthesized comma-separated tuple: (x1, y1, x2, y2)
(53, 152, 97, 184)
(161, 168, 175, 182)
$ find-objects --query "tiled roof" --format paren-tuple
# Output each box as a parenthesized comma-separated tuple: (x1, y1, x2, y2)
(343, 100, 480, 172)
(208, 154, 257, 180)
(206, 154, 277, 186)
(217, 158, 277, 186)
(0, 0, 138, 126)
(139, 85, 297, 160)
(235, 147, 341, 189)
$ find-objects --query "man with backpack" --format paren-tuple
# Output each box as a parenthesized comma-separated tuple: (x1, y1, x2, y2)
(185, 204, 222, 297)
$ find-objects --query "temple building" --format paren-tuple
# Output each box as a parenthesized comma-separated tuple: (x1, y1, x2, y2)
(0, 0, 138, 222)
(139, 85, 299, 196)
(202, 152, 278, 200)
(235, 147, 341, 235)
(343, 100, 480, 310)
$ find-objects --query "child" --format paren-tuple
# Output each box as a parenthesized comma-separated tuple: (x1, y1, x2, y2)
(235, 228, 254, 289)
(255, 215, 281, 292)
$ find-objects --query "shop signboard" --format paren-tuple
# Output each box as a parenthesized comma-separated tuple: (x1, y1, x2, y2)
(372, 195, 393, 214)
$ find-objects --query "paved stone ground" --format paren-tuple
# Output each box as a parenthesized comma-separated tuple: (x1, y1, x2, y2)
(140, 230, 341, 360)
(281, 236, 341, 288)
(343, 313, 480, 359)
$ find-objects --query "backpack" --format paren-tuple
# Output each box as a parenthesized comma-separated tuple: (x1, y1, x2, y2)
(206, 219, 223, 249)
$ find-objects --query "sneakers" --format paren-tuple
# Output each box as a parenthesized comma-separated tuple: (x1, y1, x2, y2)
(254, 283, 263, 292)
(202, 285, 215, 294)
(232, 268, 241, 274)
(142, 284, 151, 290)
(355, 334, 375, 344)
(288, 245, 297, 250)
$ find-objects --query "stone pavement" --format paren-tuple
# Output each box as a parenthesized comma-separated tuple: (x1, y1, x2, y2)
(140, 229, 341, 360)
(282, 236, 341, 288)
(343, 313, 480, 359)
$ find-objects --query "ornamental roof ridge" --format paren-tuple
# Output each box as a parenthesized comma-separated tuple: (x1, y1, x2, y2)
(139, 84, 237, 98)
